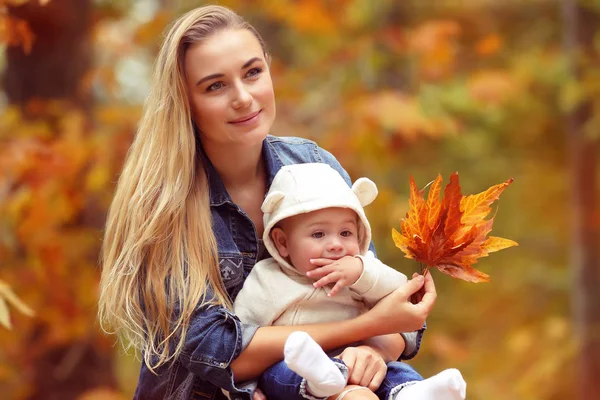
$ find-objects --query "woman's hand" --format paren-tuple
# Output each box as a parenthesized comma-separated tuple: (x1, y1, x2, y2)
(253, 388, 267, 400)
(366, 273, 437, 334)
(336, 345, 387, 391)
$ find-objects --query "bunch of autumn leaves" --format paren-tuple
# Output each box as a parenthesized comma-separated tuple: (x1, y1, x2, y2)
(393, 173, 518, 283)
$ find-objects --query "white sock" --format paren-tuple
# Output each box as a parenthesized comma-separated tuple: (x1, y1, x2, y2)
(284, 331, 346, 397)
(394, 368, 466, 400)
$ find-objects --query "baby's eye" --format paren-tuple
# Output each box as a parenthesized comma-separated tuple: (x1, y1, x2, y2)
(312, 232, 324, 239)
(207, 81, 224, 92)
(341, 230, 353, 237)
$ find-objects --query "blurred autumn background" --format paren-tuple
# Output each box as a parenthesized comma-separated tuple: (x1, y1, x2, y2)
(1, 0, 599, 399)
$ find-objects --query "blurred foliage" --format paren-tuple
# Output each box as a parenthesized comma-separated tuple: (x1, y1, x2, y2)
(1, 0, 599, 399)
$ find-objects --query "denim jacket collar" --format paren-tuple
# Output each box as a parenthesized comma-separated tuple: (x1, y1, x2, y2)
(201, 136, 285, 207)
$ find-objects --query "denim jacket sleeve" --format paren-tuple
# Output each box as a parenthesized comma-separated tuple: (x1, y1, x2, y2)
(177, 288, 260, 398)
(316, 145, 425, 360)
(399, 325, 426, 360)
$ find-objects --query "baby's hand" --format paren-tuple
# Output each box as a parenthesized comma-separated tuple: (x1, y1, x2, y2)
(306, 256, 364, 297)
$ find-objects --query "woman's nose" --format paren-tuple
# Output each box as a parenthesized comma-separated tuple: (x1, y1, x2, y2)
(232, 84, 252, 109)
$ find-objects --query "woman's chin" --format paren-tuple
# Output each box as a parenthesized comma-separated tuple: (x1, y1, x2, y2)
(231, 120, 271, 141)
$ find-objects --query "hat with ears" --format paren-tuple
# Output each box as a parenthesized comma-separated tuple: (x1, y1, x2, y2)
(261, 163, 378, 270)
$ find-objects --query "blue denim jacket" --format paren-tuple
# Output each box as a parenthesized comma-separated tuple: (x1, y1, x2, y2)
(133, 136, 424, 400)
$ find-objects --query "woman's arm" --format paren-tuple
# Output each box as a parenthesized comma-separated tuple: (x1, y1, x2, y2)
(231, 273, 435, 381)
(360, 333, 405, 363)
(231, 313, 376, 381)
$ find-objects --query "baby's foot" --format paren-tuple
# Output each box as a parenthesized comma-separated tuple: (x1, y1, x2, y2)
(284, 331, 346, 397)
(395, 368, 466, 400)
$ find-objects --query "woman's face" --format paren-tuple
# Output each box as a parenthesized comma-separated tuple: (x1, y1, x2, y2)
(184, 28, 276, 149)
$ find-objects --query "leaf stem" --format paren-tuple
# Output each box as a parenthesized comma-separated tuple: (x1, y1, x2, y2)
(423, 265, 431, 276)
(418, 262, 430, 277)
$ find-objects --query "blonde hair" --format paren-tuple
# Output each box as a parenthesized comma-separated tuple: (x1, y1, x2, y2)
(98, 6, 268, 373)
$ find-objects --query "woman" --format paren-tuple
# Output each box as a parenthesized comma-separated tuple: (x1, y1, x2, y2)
(98, 5, 436, 400)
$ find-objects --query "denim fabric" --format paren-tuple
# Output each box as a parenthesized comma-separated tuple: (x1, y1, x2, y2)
(374, 362, 423, 400)
(259, 359, 422, 400)
(134, 136, 367, 400)
(399, 323, 426, 360)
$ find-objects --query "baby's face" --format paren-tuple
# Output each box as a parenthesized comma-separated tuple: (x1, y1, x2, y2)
(278, 208, 360, 277)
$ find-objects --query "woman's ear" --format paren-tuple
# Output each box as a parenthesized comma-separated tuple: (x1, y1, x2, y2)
(352, 177, 378, 207)
(270, 227, 289, 258)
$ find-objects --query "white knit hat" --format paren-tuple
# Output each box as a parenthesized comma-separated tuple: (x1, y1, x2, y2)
(262, 163, 378, 271)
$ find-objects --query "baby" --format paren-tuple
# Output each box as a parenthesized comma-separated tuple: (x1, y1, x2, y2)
(233, 163, 466, 400)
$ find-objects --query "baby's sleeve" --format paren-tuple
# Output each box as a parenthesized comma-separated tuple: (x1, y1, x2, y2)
(349, 251, 408, 307)
(232, 261, 280, 327)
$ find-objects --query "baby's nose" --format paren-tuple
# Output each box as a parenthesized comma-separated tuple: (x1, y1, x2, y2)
(327, 238, 344, 253)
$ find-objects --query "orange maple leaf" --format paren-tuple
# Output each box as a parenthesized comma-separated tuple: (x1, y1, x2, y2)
(392, 173, 518, 282)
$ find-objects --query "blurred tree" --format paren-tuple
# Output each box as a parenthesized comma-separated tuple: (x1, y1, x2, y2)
(1, 1, 118, 399)
(561, 1, 600, 399)
(3, 0, 93, 108)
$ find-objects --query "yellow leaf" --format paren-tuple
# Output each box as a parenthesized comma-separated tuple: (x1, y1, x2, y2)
(475, 34, 503, 56)
(0, 298, 11, 329)
(468, 70, 519, 105)
(460, 178, 514, 225)
(559, 78, 586, 113)
(78, 387, 127, 400)
(409, 20, 461, 80)
(0, 280, 35, 318)
(483, 236, 519, 253)
(86, 166, 110, 192)
(360, 91, 440, 141)
(1, 15, 35, 54)
(392, 228, 412, 258)
(289, 0, 336, 34)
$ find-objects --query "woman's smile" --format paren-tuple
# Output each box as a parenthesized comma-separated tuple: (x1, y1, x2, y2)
(229, 109, 262, 125)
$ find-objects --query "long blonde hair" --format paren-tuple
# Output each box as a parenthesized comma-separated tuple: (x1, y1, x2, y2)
(98, 6, 268, 373)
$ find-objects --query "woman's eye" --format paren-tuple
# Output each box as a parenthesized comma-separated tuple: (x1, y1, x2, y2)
(312, 232, 324, 239)
(207, 82, 224, 92)
(246, 67, 263, 78)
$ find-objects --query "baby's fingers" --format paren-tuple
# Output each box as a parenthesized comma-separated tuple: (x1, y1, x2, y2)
(328, 279, 348, 297)
(309, 258, 335, 267)
(306, 265, 335, 280)
(312, 271, 340, 289)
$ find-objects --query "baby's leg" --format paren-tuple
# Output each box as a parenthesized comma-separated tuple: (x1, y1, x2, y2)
(394, 368, 466, 400)
(284, 331, 347, 397)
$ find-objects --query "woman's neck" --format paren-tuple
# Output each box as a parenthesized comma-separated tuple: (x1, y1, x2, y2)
(203, 141, 265, 190)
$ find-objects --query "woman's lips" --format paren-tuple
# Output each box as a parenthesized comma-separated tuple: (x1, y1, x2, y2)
(229, 110, 261, 124)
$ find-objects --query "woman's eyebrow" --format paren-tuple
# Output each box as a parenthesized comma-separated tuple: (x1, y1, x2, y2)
(195, 57, 262, 86)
